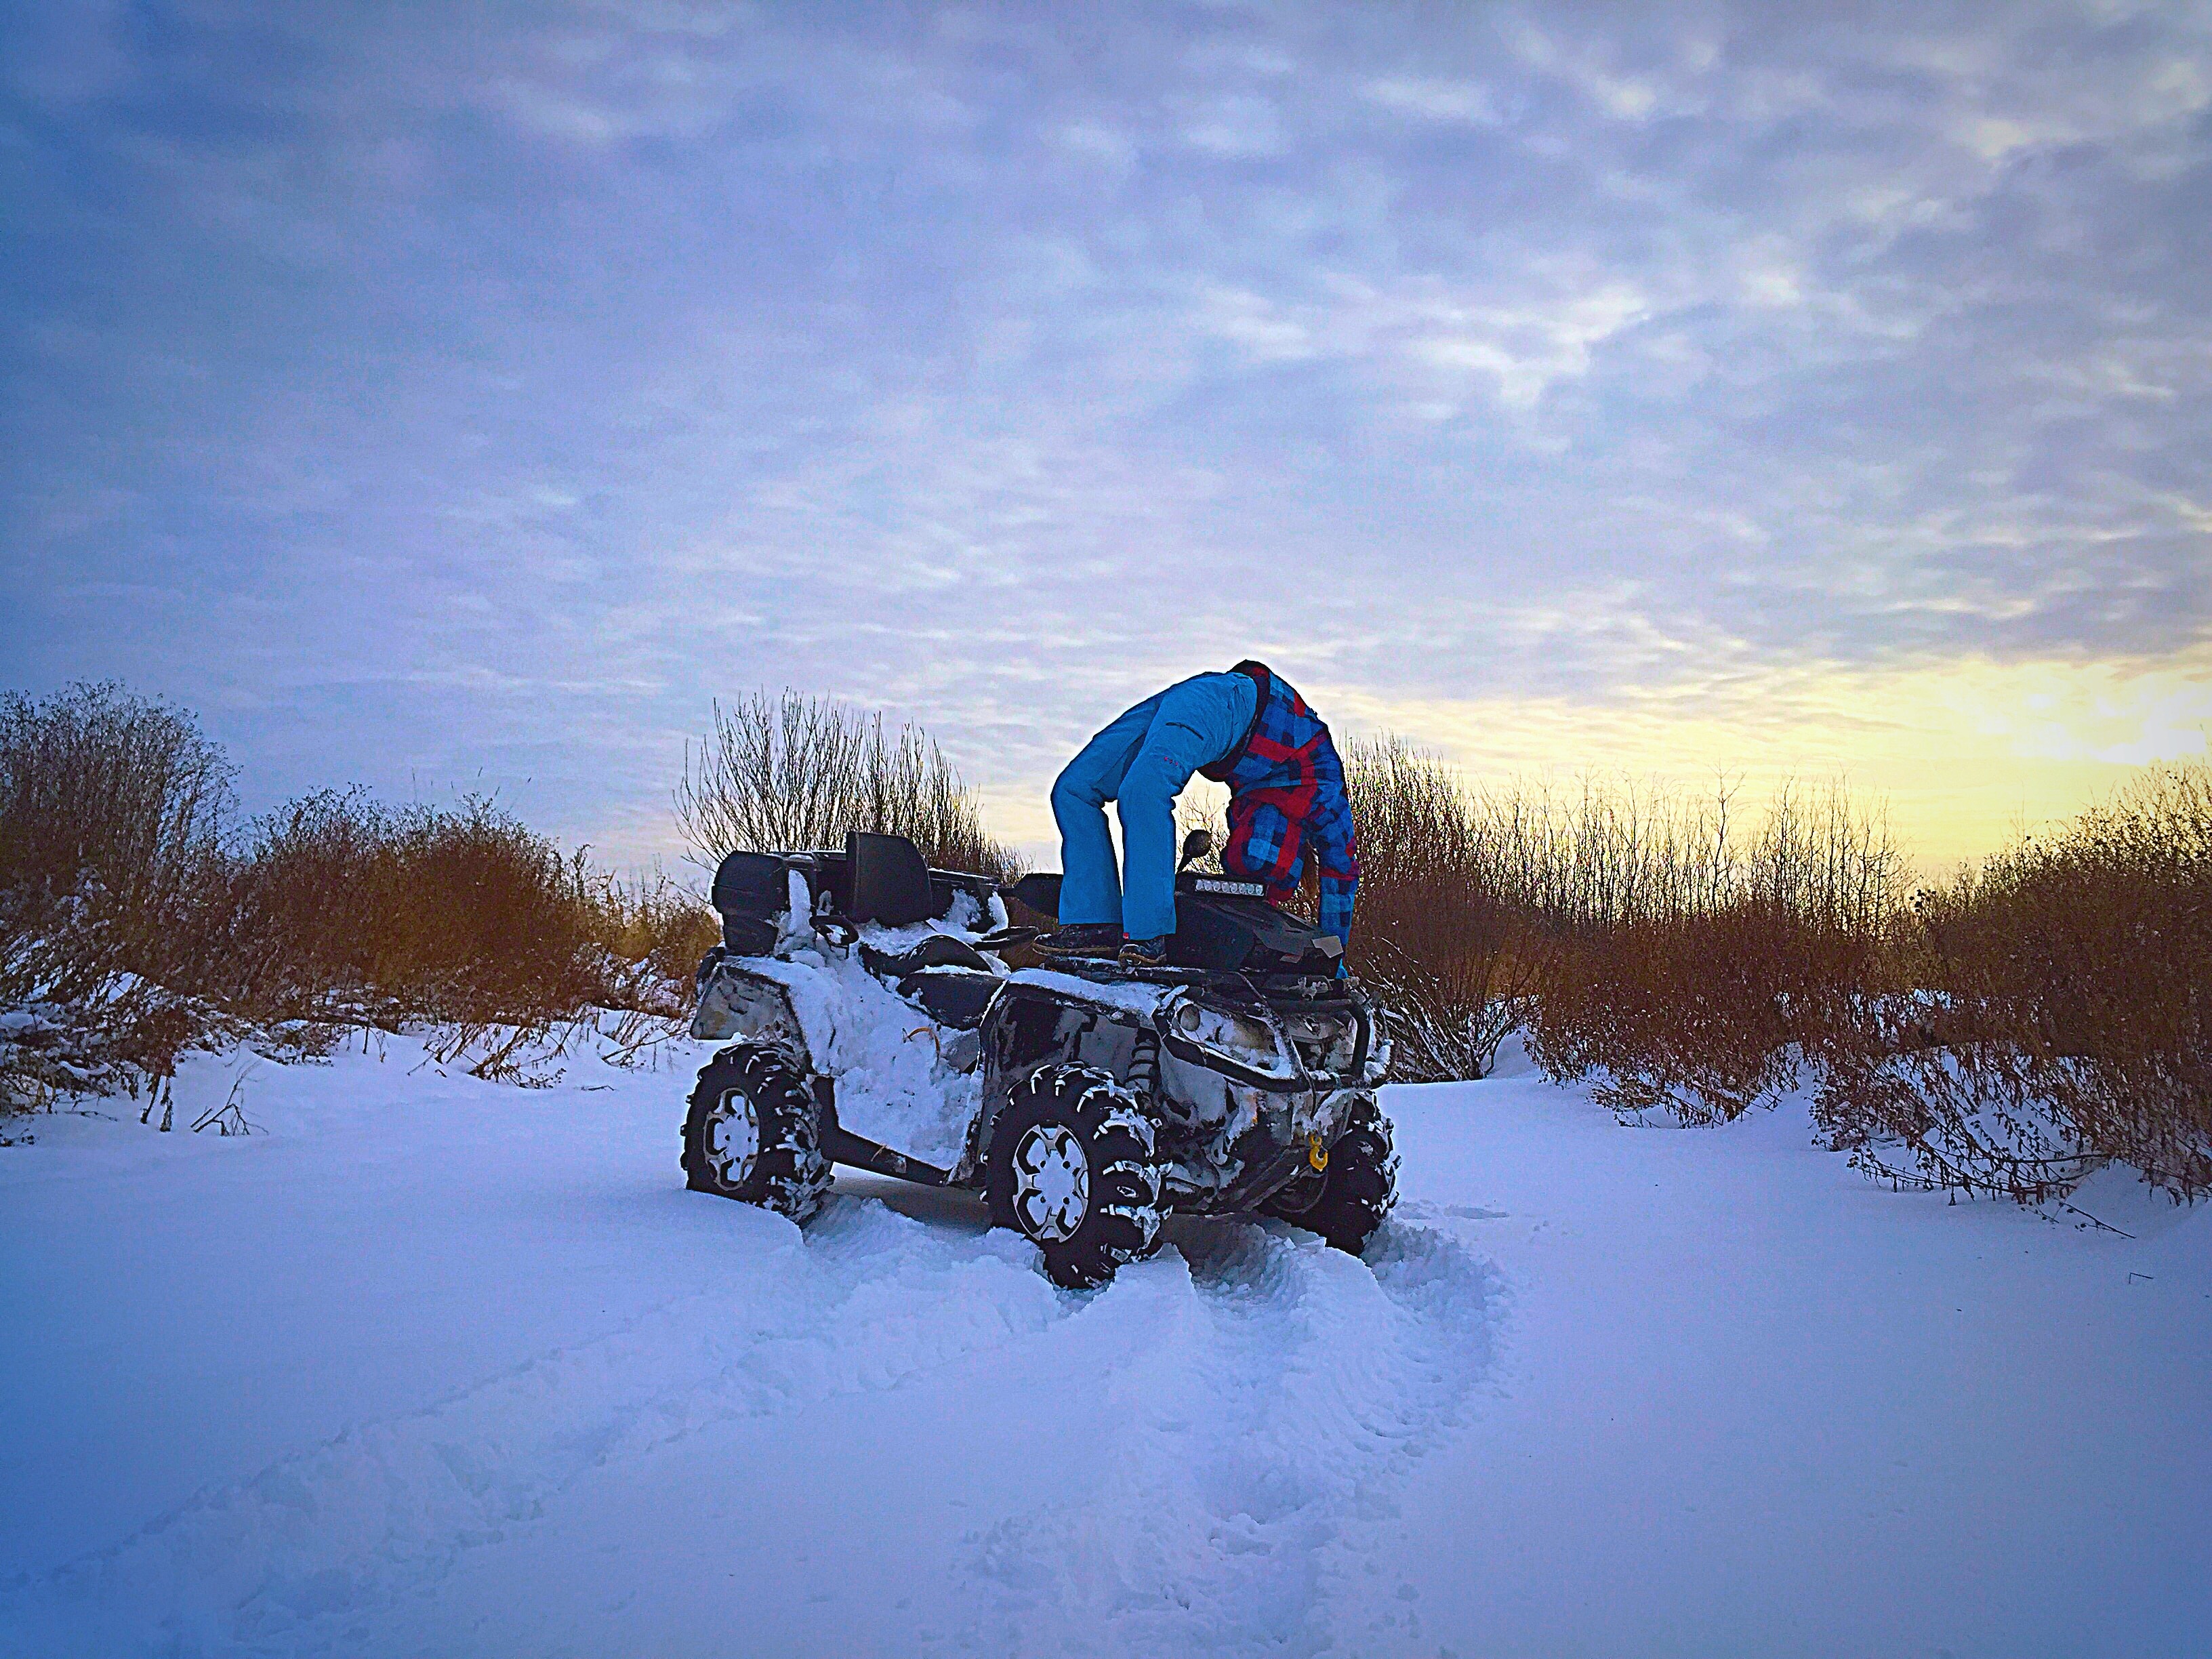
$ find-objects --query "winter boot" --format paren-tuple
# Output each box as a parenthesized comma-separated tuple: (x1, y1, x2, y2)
(1036, 922, 1124, 959)
(1118, 935, 1169, 968)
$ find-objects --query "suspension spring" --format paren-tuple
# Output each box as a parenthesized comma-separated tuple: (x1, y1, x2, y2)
(1127, 1027, 1162, 1109)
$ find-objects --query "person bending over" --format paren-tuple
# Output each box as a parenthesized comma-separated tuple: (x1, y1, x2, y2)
(1042, 659, 1358, 968)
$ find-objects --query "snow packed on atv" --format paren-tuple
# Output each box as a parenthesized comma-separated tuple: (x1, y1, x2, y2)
(682, 830, 1399, 1287)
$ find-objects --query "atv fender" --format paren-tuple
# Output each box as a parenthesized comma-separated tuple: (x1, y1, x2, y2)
(691, 964, 811, 1070)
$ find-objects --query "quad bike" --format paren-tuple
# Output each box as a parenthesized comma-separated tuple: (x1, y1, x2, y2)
(682, 829, 1397, 1288)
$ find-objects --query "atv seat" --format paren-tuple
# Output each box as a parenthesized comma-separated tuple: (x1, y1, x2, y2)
(711, 850, 792, 955)
(897, 968, 1002, 1031)
(708, 834, 997, 959)
(846, 831, 937, 926)
(859, 933, 994, 979)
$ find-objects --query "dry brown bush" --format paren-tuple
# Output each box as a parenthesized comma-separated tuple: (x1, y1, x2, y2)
(1519, 779, 1905, 1121)
(1337, 748, 1900, 1099)
(0, 684, 241, 1107)
(3, 684, 718, 1105)
(1342, 739, 1553, 1080)
(232, 792, 594, 1024)
(676, 690, 1019, 879)
(221, 790, 716, 1077)
(1813, 759, 2212, 1201)
(0, 682, 233, 983)
(584, 868, 723, 1015)
(1533, 903, 1879, 1123)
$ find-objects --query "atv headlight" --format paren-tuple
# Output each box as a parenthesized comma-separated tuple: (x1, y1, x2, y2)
(1282, 1010, 1357, 1073)
(1169, 998, 1299, 1082)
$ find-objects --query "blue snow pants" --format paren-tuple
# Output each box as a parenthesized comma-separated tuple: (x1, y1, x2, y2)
(1051, 671, 1258, 941)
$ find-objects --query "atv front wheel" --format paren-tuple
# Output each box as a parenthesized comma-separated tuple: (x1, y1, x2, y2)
(682, 1045, 832, 1223)
(987, 1065, 1164, 1289)
(1262, 1113, 1399, 1255)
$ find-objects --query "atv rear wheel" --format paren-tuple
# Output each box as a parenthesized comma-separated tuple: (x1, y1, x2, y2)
(682, 1045, 832, 1223)
(1261, 1112, 1399, 1255)
(987, 1064, 1164, 1289)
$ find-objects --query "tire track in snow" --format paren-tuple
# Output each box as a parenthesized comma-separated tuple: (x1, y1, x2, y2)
(1, 1198, 1069, 1659)
(937, 1216, 1501, 1659)
(4, 1203, 1498, 1659)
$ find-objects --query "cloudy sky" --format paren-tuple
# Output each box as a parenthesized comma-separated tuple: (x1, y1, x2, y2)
(5, 1, 2209, 871)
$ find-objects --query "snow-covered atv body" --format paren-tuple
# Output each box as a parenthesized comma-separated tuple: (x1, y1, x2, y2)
(682, 832, 1398, 1286)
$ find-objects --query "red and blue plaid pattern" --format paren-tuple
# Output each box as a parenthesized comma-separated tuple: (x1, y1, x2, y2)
(1218, 672, 1358, 948)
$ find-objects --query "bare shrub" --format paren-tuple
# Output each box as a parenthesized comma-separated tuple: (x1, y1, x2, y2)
(676, 690, 1018, 878)
(582, 867, 722, 1016)
(1343, 739, 1553, 1080)
(1335, 749, 1900, 1097)
(1520, 779, 1906, 1121)
(1532, 903, 1875, 1123)
(225, 790, 716, 1069)
(3, 682, 720, 1103)
(1814, 759, 2212, 1201)
(0, 682, 234, 986)
(226, 790, 597, 1027)
(0, 684, 240, 1105)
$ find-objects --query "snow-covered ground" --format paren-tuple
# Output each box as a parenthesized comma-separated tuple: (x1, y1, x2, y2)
(1, 1034, 2204, 1658)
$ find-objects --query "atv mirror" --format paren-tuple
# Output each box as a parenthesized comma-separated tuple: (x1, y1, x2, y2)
(1179, 828, 1214, 869)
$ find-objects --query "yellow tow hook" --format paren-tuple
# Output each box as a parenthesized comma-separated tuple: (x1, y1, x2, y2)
(1307, 1133, 1330, 1174)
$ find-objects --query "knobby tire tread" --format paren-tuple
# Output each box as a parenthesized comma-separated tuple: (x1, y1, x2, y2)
(988, 1064, 1166, 1289)
(681, 1044, 832, 1223)
(1263, 1110, 1399, 1255)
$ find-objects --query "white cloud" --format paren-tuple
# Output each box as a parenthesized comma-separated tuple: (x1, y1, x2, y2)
(1187, 285, 1320, 362)
(1361, 76, 1503, 125)
(1496, 15, 1695, 123)
(1176, 93, 1288, 157)
(1402, 280, 1655, 408)
(1051, 120, 1138, 171)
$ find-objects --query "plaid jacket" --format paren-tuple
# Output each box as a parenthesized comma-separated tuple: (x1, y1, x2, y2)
(1202, 663, 1359, 948)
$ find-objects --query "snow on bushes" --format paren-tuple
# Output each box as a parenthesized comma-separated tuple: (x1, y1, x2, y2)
(1342, 737, 2209, 1202)
(8, 677, 2204, 1206)
(1, 682, 717, 1109)
(1812, 760, 2212, 1202)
